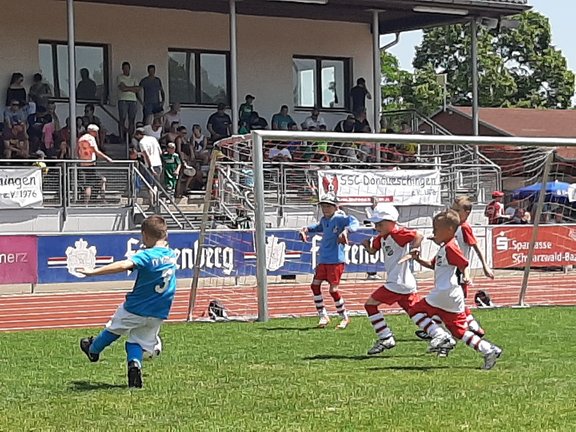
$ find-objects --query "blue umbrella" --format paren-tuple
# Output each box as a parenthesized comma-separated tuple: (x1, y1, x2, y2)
(512, 180, 571, 200)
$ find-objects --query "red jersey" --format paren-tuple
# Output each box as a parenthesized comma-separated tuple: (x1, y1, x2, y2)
(426, 238, 469, 313)
(372, 227, 418, 294)
(455, 221, 477, 261)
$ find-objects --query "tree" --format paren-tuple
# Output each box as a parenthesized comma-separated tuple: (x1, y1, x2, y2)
(413, 11, 574, 109)
(380, 51, 443, 116)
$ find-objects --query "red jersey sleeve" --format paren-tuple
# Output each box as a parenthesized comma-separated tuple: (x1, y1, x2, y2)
(371, 234, 383, 250)
(445, 240, 469, 270)
(460, 222, 477, 246)
(390, 227, 417, 247)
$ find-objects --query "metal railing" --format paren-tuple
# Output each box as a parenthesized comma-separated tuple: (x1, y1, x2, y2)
(132, 163, 198, 230)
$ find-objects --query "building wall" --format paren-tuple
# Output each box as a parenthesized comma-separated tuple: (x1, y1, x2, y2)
(1, 0, 374, 136)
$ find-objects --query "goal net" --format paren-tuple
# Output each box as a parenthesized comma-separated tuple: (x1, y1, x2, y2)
(187, 131, 576, 321)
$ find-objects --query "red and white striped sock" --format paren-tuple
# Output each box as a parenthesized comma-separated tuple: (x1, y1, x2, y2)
(330, 291, 348, 319)
(311, 284, 326, 316)
(365, 305, 392, 340)
(461, 330, 492, 354)
(465, 307, 485, 336)
(411, 313, 447, 338)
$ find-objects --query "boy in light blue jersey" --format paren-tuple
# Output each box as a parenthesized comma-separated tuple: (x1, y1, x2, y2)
(77, 215, 178, 388)
(300, 194, 360, 329)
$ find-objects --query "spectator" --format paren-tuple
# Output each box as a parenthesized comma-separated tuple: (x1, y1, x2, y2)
(142, 116, 164, 141)
(301, 107, 326, 130)
(334, 114, 356, 133)
(117, 62, 141, 142)
(162, 142, 181, 196)
(77, 124, 112, 204)
(271, 105, 295, 130)
(353, 107, 371, 133)
(239, 94, 255, 126)
(207, 103, 232, 141)
(504, 200, 518, 221)
(163, 103, 181, 132)
(191, 124, 210, 165)
(511, 207, 531, 224)
(81, 104, 105, 148)
(485, 191, 509, 225)
(4, 100, 27, 129)
(28, 73, 52, 111)
(350, 77, 372, 114)
(3, 123, 30, 159)
(134, 127, 163, 182)
(76, 68, 98, 100)
(249, 111, 268, 131)
(139, 64, 165, 125)
(174, 126, 190, 161)
(27, 106, 52, 153)
(161, 121, 181, 146)
(5, 73, 27, 108)
(46, 101, 61, 131)
(269, 143, 292, 162)
(56, 118, 72, 159)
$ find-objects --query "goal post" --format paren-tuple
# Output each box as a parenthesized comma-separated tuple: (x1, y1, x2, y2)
(189, 130, 576, 322)
(250, 131, 576, 321)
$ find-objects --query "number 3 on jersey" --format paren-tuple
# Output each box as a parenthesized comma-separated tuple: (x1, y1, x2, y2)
(155, 268, 174, 293)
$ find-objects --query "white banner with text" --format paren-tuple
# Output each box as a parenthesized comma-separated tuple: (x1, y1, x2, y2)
(317, 169, 441, 206)
(0, 168, 43, 208)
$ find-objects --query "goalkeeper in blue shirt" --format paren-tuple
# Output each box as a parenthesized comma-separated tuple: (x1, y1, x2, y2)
(77, 215, 178, 388)
(300, 194, 360, 329)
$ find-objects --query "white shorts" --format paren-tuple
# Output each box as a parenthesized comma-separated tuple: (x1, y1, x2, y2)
(106, 304, 163, 354)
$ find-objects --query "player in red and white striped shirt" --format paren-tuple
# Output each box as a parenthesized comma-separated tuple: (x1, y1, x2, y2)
(361, 203, 424, 355)
(409, 210, 502, 370)
(452, 196, 494, 337)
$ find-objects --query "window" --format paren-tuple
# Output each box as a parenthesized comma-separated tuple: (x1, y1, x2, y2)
(39, 41, 109, 102)
(293, 56, 350, 110)
(168, 49, 230, 105)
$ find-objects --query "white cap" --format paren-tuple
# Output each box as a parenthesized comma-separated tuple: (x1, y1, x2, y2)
(368, 203, 399, 223)
(318, 193, 338, 206)
(87, 124, 100, 132)
(35, 150, 46, 158)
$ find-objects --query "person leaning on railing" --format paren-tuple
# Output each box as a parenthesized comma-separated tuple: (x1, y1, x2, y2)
(77, 124, 113, 204)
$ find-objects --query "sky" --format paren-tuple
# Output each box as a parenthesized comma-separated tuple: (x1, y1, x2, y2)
(385, 0, 576, 74)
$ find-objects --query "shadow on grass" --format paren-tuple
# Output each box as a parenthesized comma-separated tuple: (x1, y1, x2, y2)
(262, 327, 320, 332)
(369, 365, 449, 371)
(369, 365, 472, 371)
(69, 380, 126, 391)
(303, 354, 423, 361)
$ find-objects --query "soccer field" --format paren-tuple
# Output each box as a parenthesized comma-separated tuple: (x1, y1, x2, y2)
(0, 307, 575, 431)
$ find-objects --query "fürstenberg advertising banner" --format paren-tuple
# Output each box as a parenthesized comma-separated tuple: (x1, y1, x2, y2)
(317, 169, 441, 206)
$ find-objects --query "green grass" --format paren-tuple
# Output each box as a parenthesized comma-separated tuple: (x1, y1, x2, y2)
(1, 307, 576, 431)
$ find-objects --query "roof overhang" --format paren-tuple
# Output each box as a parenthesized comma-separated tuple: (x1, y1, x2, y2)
(74, 0, 531, 34)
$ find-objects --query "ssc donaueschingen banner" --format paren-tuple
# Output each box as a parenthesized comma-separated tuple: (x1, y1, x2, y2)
(0, 168, 43, 208)
(317, 169, 441, 206)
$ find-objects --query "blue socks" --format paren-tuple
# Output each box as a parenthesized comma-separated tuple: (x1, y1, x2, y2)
(125, 342, 143, 367)
(89, 329, 120, 354)
(88, 329, 144, 367)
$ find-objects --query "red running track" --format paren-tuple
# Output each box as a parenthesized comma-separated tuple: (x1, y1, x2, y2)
(0, 273, 575, 331)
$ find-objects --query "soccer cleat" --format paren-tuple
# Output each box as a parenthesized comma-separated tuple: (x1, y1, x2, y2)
(482, 346, 502, 370)
(318, 315, 331, 328)
(128, 361, 143, 388)
(80, 337, 100, 362)
(336, 317, 351, 330)
(366, 274, 381, 280)
(367, 336, 396, 355)
(428, 334, 456, 356)
(415, 330, 432, 341)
